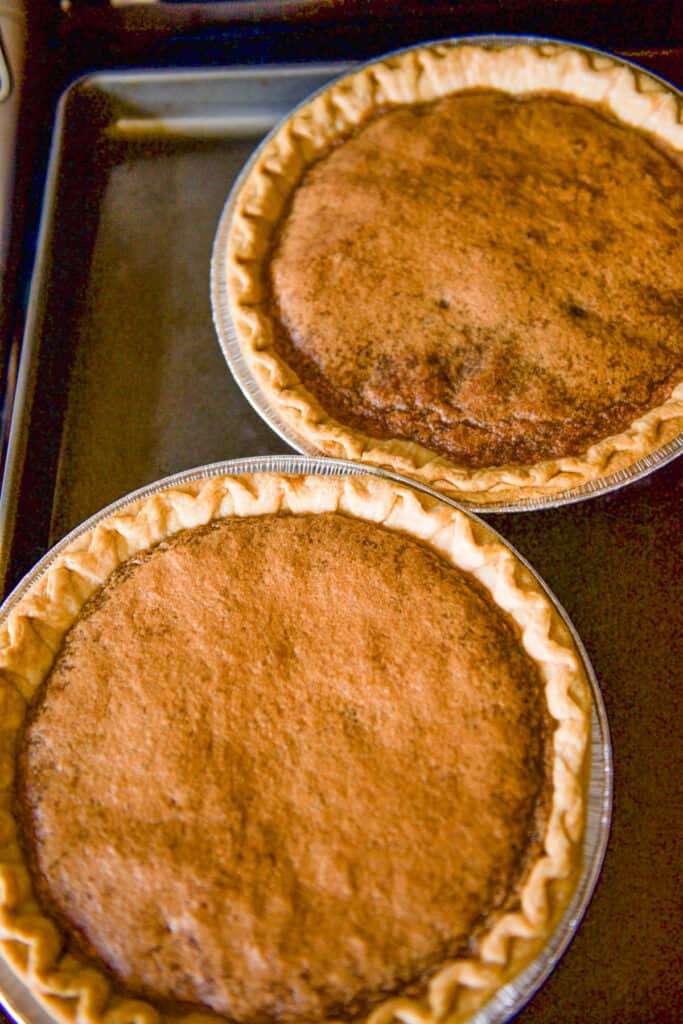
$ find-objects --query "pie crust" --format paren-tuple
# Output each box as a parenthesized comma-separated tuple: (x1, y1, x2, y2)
(0, 471, 591, 1024)
(217, 41, 683, 505)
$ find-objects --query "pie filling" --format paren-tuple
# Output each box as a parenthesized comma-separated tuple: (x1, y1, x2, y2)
(267, 91, 683, 468)
(18, 512, 551, 1022)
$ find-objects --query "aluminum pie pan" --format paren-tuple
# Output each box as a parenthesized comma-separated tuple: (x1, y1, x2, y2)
(210, 34, 683, 514)
(0, 454, 611, 1024)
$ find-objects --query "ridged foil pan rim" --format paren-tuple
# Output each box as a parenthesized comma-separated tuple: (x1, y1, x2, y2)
(0, 454, 612, 1024)
(210, 34, 683, 513)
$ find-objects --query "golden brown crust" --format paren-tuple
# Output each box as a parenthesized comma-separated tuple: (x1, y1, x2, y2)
(269, 92, 682, 468)
(217, 41, 683, 505)
(0, 472, 591, 1024)
(19, 513, 551, 1022)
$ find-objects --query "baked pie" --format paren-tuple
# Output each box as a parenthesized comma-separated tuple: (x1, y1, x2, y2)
(0, 470, 591, 1024)
(215, 41, 683, 505)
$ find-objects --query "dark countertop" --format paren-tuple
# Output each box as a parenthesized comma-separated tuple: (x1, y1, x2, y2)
(491, 458, 682, 1022)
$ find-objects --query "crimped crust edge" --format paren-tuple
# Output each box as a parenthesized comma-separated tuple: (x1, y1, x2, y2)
(0, 472, 591, 1024)
(219, 41, 683, 505)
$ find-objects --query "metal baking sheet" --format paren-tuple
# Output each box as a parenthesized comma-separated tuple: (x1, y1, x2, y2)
(0, 455, 612, 1024)
(0, 64, 350, 593)
(0, 62, 680, 1023)
(210, 36, 683, 514)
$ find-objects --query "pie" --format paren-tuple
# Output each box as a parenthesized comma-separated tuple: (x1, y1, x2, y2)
(215, 41, 683, 505)
(0, 470, 591, 1024)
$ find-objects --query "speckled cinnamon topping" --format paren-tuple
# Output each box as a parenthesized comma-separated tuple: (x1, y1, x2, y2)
(19, 513, 550, 1023)
(269, 91, 683, 468)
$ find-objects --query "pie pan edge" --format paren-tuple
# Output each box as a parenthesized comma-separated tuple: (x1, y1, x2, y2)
(0, 456, 611, 1024)
(210, 36, 683, 510)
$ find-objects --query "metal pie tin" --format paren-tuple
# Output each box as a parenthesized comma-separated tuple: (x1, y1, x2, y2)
(210, 35, 683, 513)
(0, 455, 612, 1024)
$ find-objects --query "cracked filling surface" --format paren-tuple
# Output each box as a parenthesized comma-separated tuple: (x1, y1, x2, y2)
(268, 91, 683, 468)
(19, 512, 550, 1022)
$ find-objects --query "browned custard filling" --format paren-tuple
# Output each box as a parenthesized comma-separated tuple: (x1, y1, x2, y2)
(18, 513, 550, 1023)
(269, 91, 683, 468)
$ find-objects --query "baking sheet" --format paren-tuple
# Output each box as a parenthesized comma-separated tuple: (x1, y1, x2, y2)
(0, 62, 680, 1023)
(0, 64, 350, 592)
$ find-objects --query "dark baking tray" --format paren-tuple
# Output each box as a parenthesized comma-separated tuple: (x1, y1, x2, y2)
(0, 65, 350, 590)
(0, 63, 681, 1023)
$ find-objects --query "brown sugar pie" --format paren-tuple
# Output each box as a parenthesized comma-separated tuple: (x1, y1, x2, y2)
(214, 40, 683, 505)
(0, 469, 593, 1024)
